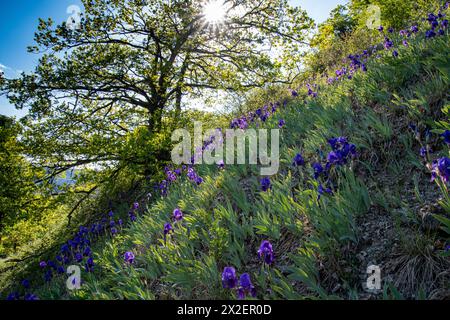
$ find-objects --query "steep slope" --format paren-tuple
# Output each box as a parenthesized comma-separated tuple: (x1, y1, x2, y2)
(3, 10, 450, 301)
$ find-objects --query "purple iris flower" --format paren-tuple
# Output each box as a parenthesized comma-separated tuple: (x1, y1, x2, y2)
(318, 184, 333, 200)
(426, 30, 437, 38)
(341, 143, 357, 158)
(75, 253, 83, 263)
(124, 251, 135, 264)
(384, 38, 394, 50)
(24, 293, 39, 301)
(187, 168, 197, 180)
(420, 147, 427, 158)
(260, 113, 268, 122)
(21, 279, 30, 289)
(85, 257, 95, 272)
(327, 151, 343, 166)
(237, 273, 257, 299)
(57, 266, 65, 274)
(44, 270, 52, 282)
(222, 267, 238, 289)
(431, 157, 450, 183)
(441, 130, 450, 145)
(173, 208, 183, 221)
(427, 13, 438, 23)
(83, 246, 91, 257)
(431, 20, 439, 30)
(293, 153, 305, 166)
(195, 176, 204, 185)
(278, 119, 286, 128)
(39, 261, 47, 268)
(167, 170, 177, 182)
(164, 223, 174, 244)
(328, 137, 347, 150)
(61, 244, 69, 253)
(258, 240, 274, 264)
(6, 292, 20, 300)
(261, 177, 272, 192)
(312, 162, 324, 180)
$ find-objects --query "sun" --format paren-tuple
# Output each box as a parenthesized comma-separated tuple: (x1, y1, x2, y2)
(203, 0, 227, 24)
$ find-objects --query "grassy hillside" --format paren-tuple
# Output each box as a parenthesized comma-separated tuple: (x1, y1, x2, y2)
(2, 7, 450, 301)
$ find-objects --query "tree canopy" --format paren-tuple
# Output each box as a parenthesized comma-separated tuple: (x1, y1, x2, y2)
(1, 0, 313, 183)
(349, 0, 443, 29)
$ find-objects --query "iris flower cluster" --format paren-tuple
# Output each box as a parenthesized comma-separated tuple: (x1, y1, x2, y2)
(379, 6, 449, 56)
(153, 164, 206, 198)
(231, 101, 285, 131)
(261, 138, 356, 200)
(222, 240, 274, 299)
(154, 134, 229, 199)
(128, 202, 140, 222)
(6, 280, 39, 300)
(221, 269, 257, 300)
(161, 208, 185, 244)
(315, 137, 357, 198)
(411, 125, 450, 185)
(425, 11, 448, 38)
(7, 201, 139, 300)
(290, 138, 357, 201)
(187, 167, 204, 186)
(159, 208, 185, 245)
(326, 137, 357, 168)
(293, 4, 449, 100)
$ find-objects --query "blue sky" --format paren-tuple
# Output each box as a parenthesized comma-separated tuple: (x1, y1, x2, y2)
(0, 0, 347, 117)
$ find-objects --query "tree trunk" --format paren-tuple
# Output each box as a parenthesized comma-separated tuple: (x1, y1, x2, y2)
(173, 87, 182, 128)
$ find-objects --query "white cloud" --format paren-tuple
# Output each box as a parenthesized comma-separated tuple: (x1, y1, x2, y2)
(0, 63, 8, 71)
(0, 63, 22, 77)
